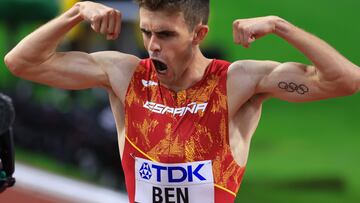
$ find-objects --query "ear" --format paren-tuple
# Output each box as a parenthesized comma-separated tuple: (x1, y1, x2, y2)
(192, 25, 209, 45)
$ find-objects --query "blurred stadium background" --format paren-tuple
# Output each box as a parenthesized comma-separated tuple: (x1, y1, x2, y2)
(0, 0, 360, 202)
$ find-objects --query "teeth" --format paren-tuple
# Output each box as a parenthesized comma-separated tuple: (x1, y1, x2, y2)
(157, 69, 167, 74)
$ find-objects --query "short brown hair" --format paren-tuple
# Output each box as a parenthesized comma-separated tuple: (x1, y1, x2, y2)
(135, 0, 210, 30)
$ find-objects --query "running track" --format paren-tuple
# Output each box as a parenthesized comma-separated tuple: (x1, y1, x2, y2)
(0, 163, 128, 203)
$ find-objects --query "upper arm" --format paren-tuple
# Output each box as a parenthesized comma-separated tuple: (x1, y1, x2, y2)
(230, 60, 354, 103)
(10, 50, 139, 95)
(33, 51, 109, 90)
(257, 61, 357, 102)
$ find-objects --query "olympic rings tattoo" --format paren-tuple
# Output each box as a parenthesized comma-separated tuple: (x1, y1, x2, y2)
(278, 81, 309, 95)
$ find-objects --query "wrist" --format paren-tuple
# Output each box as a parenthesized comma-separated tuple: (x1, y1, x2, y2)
(272, 16, 293, 36)
(62, 2, 84, 25)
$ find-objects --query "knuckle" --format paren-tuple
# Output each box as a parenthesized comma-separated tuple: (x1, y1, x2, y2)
(232, 20, 239, 27)
(100, 11, 107, 17)
(92, 15, 101, 22)
(239, 25, 248, 32)
(233, 19, 241, 26)
(243, 28, 250, 35)
(233, 20, 244, 28)
(99, 9, 109, 17)
(107, 8, 115, 15)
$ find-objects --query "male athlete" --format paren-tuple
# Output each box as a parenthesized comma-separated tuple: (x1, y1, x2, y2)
(4, 0, 360, 202)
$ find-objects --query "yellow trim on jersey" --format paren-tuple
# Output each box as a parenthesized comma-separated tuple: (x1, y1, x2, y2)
(125, 136, 157, 162)
(215, 184, 237, 197)
(126, 136, 236, 197)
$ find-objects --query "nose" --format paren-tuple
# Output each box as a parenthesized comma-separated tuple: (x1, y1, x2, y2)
(148, 35, 161, 53)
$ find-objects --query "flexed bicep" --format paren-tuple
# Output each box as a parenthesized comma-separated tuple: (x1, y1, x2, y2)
(228, 60, 351, 104)
(3, 1, 127, 90)
(16, 51, 139, 94)
(232, 15, 360, 100)
(256, 61, 351, 102)
(18, 51, 110, 90)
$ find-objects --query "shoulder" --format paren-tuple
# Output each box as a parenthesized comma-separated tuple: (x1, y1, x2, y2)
(90, 51, 140, 86)
(227, 59, 281, 88)
(90, 51, 141, 100)
(228, 60, 280, 76)
(205, 59, 232, 77)
(226, 60, 280, 111)
(90, 51, 140, 71)
(227, 60, 280, 87)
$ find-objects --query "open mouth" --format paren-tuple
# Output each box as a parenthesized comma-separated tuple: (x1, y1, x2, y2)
(152, 59, 168, 74)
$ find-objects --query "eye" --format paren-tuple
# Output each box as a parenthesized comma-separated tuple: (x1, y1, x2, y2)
(157, 31, 175, 39)
(140, 28, 152, 37)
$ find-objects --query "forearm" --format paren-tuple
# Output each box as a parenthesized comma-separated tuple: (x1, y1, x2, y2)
(4, 4, 82, 69)
(273, 17, 360, 92)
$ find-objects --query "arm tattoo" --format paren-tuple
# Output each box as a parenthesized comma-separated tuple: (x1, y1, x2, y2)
(278, 81, 309, 95)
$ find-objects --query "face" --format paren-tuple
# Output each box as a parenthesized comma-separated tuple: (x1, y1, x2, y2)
(139, 8, 197, 86)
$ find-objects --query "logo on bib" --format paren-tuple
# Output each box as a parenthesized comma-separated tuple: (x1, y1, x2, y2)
(138, 161, 206, 183)
(142, 79, 158, 87)
(135, 158, 215, 203)
(139, 162, 152, 180)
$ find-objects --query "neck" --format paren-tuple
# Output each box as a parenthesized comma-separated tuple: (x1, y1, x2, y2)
(166, 50, 212, 92)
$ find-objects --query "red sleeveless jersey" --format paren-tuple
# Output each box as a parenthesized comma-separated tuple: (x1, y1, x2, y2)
(122, 58, 246, 203)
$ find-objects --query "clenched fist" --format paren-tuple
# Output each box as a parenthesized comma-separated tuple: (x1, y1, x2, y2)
(77, 1, 122, 40)
(233, 16, 281, 48)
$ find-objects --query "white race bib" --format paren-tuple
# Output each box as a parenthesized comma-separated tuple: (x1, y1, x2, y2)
(135, 157, 214, 203)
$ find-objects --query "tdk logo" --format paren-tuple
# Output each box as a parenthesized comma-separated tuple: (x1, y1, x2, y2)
(135, 158, 214, 203)
(139, 162, 206, 183)
(139, 162, 152, 180)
